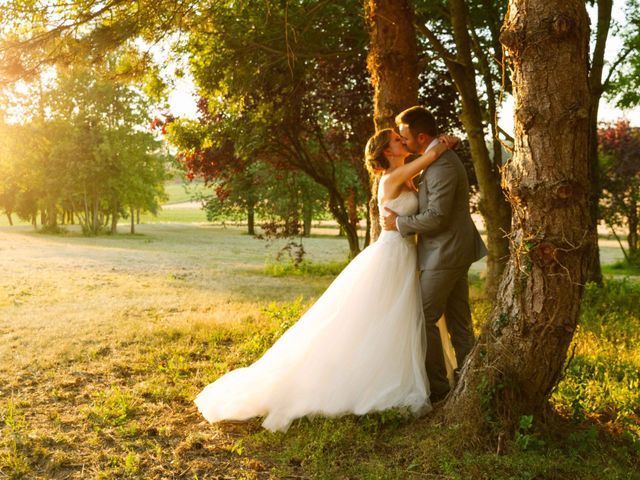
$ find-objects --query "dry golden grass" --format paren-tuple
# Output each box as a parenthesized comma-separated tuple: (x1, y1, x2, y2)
(0, 224, 347, 479)
(1, 224, 638, 480)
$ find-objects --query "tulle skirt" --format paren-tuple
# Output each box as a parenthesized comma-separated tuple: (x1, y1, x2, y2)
(195, 231, 431, 432)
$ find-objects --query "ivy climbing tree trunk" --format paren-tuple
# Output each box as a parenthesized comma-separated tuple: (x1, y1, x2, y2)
(365, 0, 419, 241)
(443, 0, 594, 440)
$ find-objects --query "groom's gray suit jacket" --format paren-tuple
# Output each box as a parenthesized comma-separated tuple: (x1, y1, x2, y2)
(397, 149, 487, 271)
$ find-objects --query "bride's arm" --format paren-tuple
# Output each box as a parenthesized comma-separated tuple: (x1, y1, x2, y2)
(386, 135, 459, 188)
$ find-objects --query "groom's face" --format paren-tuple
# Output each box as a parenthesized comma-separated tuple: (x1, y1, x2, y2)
(398, 123, 422, 154)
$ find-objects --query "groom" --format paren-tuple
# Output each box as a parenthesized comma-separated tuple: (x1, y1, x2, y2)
(383, 106, 487, 403)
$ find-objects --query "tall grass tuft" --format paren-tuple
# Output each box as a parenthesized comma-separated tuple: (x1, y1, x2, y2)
(553, 280, 640, 449)
(264, 259, 349, 277)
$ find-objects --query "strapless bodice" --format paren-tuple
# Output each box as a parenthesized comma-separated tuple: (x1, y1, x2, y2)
(378, 190, 418, 226)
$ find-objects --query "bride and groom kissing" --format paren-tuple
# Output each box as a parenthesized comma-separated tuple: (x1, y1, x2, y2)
(194, 106, 487, 432)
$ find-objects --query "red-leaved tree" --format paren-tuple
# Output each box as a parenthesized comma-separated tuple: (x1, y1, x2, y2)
(599, 119, 640, 265)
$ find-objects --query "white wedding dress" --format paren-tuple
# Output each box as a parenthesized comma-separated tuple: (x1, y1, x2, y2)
(195, 190, 450, 432)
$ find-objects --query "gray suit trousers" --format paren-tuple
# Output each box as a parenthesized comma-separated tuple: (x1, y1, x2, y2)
(420, 265, 475, 398)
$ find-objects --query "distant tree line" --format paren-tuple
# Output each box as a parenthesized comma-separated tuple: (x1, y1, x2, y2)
(0, 64, 168, 235)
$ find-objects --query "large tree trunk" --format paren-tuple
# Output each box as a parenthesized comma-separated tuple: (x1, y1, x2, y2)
(443, 0, 593, 439)
(585, 0, 613, 284)
(418, 0, 512, 299)
(365, 0, 419, 241)
(5, 212, 13, 226)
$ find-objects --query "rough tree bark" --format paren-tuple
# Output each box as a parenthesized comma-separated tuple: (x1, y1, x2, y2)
(417, 0, 512, 299)
(365, 0, 419, 241)
(443, 0, 594, 440)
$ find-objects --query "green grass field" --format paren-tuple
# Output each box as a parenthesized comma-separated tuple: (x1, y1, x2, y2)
(0, 222, 638, 479)
(162, 179, 207, 205)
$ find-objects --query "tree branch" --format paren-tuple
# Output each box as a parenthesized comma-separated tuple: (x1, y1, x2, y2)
(414, 16, 457, 64)
(246, 40, 351, 59)
(602, 46, 633, 91)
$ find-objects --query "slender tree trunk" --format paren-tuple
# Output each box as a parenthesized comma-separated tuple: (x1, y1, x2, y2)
(347, 187, 359, 246)
(365, 0, 419, 242)
(628, 201, 638, 258)
(5, 212, 13, 226)
(342, 222, 360, 258)
(585, 0, 613, 284)
(130, 207, 135, 234)
(110, 205, 118, 234)
(92, 195, 99, 234)
(302, 200, 312, 238)
(44, 199, 57, 229)
(247, 202, 255, 236)
(419, 0, 512, 299)
(288, 139, 362, 255)
(444, 0, 593, 439)
(364, 202, 371, 248)
(82, 191, 90, 233)
(327, 194, 360, 258)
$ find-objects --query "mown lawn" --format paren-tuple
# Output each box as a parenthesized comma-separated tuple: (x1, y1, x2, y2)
(162, 179, 207, 205)
(0, 223, 638, 479)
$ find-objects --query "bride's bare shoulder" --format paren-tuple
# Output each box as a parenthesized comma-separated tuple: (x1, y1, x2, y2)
(378, 175, 396, 204)
(379, 177, 412, 205)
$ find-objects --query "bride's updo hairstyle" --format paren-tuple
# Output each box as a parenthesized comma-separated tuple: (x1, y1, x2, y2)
(364, 128, 393, 175)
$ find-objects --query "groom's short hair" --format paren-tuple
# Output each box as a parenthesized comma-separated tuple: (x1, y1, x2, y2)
(395, 106, 439, 138)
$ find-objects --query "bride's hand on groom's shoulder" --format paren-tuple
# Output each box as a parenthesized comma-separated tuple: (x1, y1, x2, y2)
(439, 134, 461, 149)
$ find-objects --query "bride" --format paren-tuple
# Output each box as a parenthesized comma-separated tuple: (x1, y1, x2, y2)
(194, 129, 459, 432)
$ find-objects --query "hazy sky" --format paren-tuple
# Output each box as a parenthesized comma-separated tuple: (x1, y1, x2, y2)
(167, 74, 640, 137)
(166, 3, 640, 132)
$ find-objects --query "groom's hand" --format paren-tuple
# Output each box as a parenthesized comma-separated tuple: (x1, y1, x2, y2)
(383, 208, 398, 231)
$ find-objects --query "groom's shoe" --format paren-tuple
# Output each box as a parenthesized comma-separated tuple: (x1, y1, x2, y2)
(429, 389, 450, 405)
